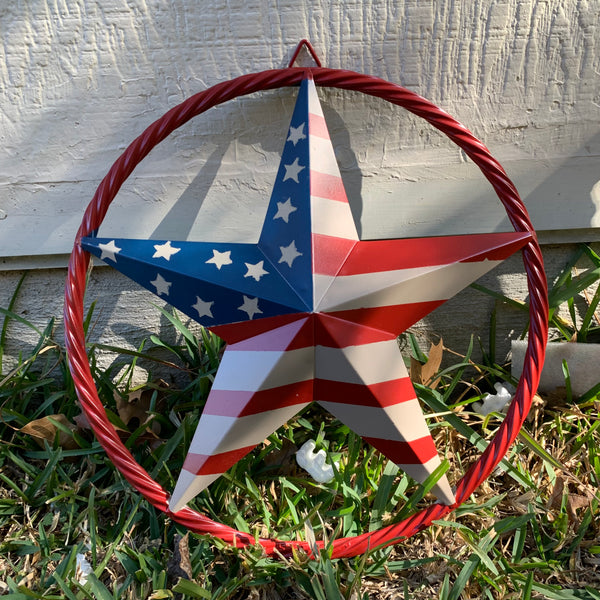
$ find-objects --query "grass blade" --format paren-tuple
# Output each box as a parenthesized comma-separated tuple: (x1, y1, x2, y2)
(0, 273, 27, 374)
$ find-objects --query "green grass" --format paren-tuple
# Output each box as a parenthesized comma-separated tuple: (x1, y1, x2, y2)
(1, 269, 600, 599)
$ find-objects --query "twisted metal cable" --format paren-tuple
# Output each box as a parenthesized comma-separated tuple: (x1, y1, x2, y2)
(64, 67, 548, 557)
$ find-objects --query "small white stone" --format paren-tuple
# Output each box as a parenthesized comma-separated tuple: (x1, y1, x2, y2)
(473, 381, 515, 416)
(75, 553, 93, 585)
(296, 439, 339, 483)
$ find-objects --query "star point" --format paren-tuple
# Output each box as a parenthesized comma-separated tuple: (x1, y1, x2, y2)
(273, 198, 297, 223)
(287, 122, 306, 146)
(192, 296, 214, 319)
(206, 249, 233, 270)
(278, 240, 302, 267)
(244, 260, 269, 281)
(283, 157, 305, 183)
(150, 273, 171, 297)
(238, 296, 262, 320)
(153, 241, 181, 261)
(98, 240, 121, 262)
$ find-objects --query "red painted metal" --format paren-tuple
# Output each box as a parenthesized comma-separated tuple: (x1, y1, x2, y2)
(64, 66, 549, 557)
(288, 39, 322, 68)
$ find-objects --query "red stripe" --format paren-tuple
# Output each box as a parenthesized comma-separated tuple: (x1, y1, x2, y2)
(310, 171, 348, 202)
(462, 232, 531, 261)
(338, 232, 531, 275)
(309, 113, 330, 139)
(315, 313, 396, 346)
(324, 301, 445, 335)
(228, 317, 312, 351)
(203, 381, 313, 417)
(183, 445, 256, 475)
(312, 234, 356, 275)
(209, 313, 309, 344)
(315, 378, 416, 408)
(363, 436, 438, 465)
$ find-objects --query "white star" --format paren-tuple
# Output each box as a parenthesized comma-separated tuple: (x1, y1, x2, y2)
(283, 158, 305, 183)
(98, 240, 121, 262)
(273, 198, 297, 223)
(279, 240, 302, 267)
(192, 296, 214, 319)
(287, 122, 306, 146)
(238, 296, 262, 320)
(153, 241, 181, 261)
(206, 249, 233, 270)
(150, 273, 171, 297)
(244, 261, 269, 282)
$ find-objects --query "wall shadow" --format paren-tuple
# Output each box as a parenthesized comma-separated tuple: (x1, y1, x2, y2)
(80, 88, 600, 374)
(150, 142, 231, 240)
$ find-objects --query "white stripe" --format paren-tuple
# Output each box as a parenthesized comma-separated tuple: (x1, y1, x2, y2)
(318, 399, 430, 441)
(316, 260, 502, 311)
(311, 195, 358, 239)
(213, 347, 314, 391)
(186, 405, 309, 456)
(315, 340, 407, 385)
(169, 471, 220, 513)
(313, 274, 335, 310)
(307, 79, 325, 118)
(309, 135, 340, 177)
(401, 457, 455, 505)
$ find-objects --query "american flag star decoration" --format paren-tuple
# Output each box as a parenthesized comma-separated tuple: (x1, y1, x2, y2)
(82, 76, 532, 513)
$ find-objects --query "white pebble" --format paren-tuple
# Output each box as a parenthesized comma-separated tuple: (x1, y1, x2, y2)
(75, 553, 93, 584)
(296, 440, 339, 483)
(473, 382, 515, 416)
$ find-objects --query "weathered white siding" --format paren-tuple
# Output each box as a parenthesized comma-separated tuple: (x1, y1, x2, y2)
(1, 1, 599, 372)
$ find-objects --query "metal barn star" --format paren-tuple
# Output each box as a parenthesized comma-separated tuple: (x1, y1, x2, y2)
(82, 78, 531, 512)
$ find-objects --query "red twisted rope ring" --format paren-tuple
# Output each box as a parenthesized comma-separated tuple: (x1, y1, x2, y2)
(64, 67, 548, 558)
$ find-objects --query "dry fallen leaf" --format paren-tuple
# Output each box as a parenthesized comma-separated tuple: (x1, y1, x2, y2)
(263, 438, 298, 476)
(114, 381, 167, 436)
(508, 489, 536, 514)
(167, 533, 193, 582)
(547, 475, 566, 511)
(422, 339, 444, 389)
(73, 411, 91, 431)
(410, 339, 444, 389)
(567, 492, 593, 524)
(115, 391, 157, 434)
(410, 356, 423, 385)
(20, 414, 79, 450)
(547, 475, 594, 526)
(526, 393, 546, 424)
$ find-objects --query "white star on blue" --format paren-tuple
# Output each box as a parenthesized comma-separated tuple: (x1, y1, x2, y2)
(81, 80, 317, 325)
